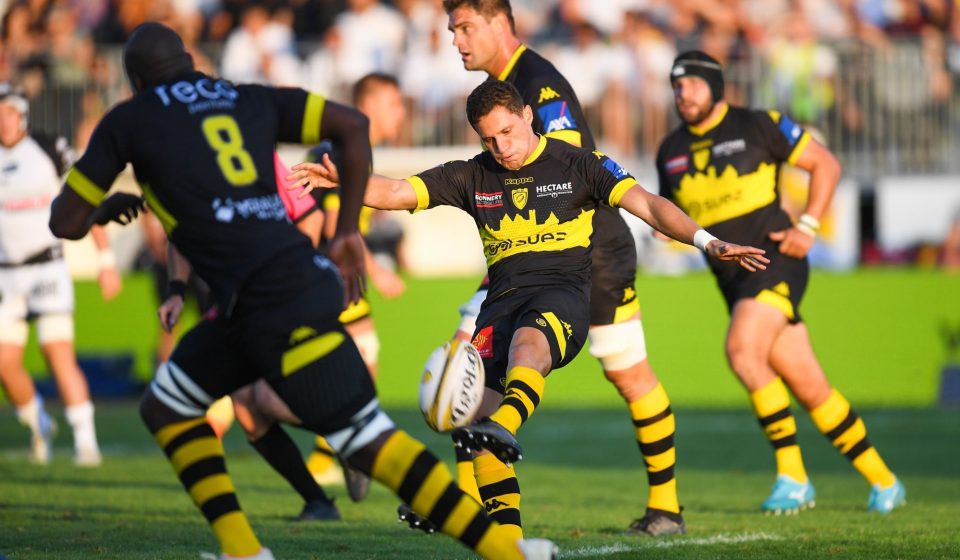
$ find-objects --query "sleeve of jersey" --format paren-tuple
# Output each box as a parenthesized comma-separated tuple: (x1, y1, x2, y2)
(65, 115, 127, 207)
(764, 110, 811, 165)
(529, 80, 583, 147)
(270, 87, 327, 145)
(406, 161, 472, 213)
(585, 152, 636, 207)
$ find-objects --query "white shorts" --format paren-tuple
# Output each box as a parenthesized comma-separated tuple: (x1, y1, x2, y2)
(0, 260, 75, 322)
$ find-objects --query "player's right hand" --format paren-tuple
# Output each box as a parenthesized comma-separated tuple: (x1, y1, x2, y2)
(93, 193, 146, 226)
(705, 241, 770, 272)
(288, 154, 340, 199)
(158, 295, 185, 333)
(328, 232, 367, 308)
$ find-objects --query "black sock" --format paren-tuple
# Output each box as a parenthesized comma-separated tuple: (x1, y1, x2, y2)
(251, 424, 329, 503)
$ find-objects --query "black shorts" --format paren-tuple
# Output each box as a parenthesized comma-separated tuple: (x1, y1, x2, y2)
(718, 254, 809, 324)
(471, 284, 590, 393)
(169, 252, 375, 435)
(589, 236, 639, 325)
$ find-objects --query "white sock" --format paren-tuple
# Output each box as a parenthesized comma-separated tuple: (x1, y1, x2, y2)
(65, 401, 99, 453)
(16, 394, 44, 434)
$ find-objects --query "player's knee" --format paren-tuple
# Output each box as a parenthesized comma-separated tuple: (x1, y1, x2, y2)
(324, 398, 396, 460)
(36, 314, 73, 345)
(725, 341, 765, 378)
(589, 320, 648, 372)
(147, 360, 215, 419)
(0, 319, 28, 347)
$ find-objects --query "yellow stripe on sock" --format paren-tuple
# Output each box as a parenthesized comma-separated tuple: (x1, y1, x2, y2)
(154, 417, 208, 448)
(750, 378, 790, 417)
(457, 459, 482, 504)
(811, 389, 895, 487)
(211, 511, 262, 557)
(282, 332, 345, 376)
(170, 437, 223, 475)
(809, 389, 846, 429)
(852, 448, 897, 488)
(189, 473, 236, 506)
(474, 452, 513, 479)
(410, 463, 455, 516)
(441, 495, 483, 538)
(475, 523, 524, 560)
(751, 378, 807, 483)
(648, 479, 679, 514)
(371, 431, 426, 490)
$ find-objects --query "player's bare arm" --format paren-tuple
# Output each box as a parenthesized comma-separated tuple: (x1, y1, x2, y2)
(768, 137, 842, 259)
(617, 184, 769, 272)
(290, 160, 420, 211)
(50, 188, 145, 240)
(158, 243, 191, 333)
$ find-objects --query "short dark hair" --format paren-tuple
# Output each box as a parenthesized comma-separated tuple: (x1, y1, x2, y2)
(443, 0, 516, 34)
(466, 80, 524, 128)
(351, 72, 400, 106)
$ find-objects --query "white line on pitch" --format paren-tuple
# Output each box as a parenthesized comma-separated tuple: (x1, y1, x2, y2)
(559, 531, 783, 558)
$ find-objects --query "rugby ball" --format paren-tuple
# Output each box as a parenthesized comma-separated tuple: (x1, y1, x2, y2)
(419, 340, 485, 432)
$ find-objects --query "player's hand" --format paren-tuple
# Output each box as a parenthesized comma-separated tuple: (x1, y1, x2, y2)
(705, 240, 769, 272)
(288, 154, 340, 199)
(93, 193, 146, 226)
(328, 232, 367, 308)
(158, 295, 185, 333)
(769, 227, 815, 259)
(371, 266, 405, 299)
(98, 267, 122, 301)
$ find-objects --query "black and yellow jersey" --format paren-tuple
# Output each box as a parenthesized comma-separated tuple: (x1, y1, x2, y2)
(657, 104, 811, 283)
(498, 45, 634, 263)
(409, 136, 635, 298)
(65, 72, 325, 311)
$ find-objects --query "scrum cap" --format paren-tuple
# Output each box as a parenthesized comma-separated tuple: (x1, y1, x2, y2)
(670, 50, 724, 103)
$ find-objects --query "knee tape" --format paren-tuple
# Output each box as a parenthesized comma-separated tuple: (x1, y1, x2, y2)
(0, 319, 28, 345)
(588, 319, 648, 371)
(36, 313, 74, 344)
(325, 398, 395, 458)
(351, 329, 381, 369)
(149, 360, 215, 417)
(457, 288, 488, 336)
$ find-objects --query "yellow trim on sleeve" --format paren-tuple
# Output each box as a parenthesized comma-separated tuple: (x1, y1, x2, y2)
(521, 135, 548, 167)
(407, 175, 430, 212)
(301, 93, 326, 144)
(608, 178, 636, 207)
(497, 44, 527, 81)
(65, 168, 107, 206)
(545, 129, 582, 147)
(786, 132, 812, 166)
(139, 182, 178, 234)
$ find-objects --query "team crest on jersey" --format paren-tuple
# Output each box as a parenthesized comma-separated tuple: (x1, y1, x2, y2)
(472, 325, 494, 358)
(512, 188, 529, 210)
(538, 101, 576, 133)
(538, 86, 560, 103)
(693, 149, 711, 171)
(665, 155, 688, 174)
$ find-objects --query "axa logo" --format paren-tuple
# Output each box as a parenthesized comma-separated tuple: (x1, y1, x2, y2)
(538, 86, 560, 103)
(546, 115, 573, 133)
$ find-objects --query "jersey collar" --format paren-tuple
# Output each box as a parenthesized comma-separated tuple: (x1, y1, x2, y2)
(686, 102, 729, 136)
(521, 134, 547, 167)
(497, 44, 527, 81)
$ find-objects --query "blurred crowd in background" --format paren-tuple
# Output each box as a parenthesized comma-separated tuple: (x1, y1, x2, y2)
(2, 0, 959, 176)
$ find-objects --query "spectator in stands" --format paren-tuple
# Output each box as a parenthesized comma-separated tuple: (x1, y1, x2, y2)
(221, 4, 302, 86)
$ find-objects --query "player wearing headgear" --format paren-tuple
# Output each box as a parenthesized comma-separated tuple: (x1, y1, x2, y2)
(656, 50, 905, 515)
(49, 22, 559, 560)
(0, 81, 122, 467)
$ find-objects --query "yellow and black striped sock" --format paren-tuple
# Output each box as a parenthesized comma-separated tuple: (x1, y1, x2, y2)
(810, 389, 896, 488)
(454, 443, 482, 503)
(750, 378, 808, 483)
(489, 366, 545, 435)
(306, 436, 337, 475)
(630, 383, 680, 514)
(474, 453, 522, 542)
(153, 417, 261, 557)
(371, 431, 523, 560)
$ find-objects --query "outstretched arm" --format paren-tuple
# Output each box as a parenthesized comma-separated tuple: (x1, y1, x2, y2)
(289, 156, 420, 211)
(617, 184, 769, 271)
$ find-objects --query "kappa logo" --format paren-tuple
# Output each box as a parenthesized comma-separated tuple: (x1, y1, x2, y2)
(536, 318, 547, 327)
(484, 498, 510, 512)
(504, 177, 533, 185)
(772, 281, 791, 297)
(512, 188, 528, 210)
(538, 86, 560, 103)
(289, 326, 317, 345)
(623, 286, 636, 303)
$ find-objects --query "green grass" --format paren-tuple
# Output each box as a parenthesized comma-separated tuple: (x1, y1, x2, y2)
(4, 268, 960, 558)
(0, 403, 957, 559)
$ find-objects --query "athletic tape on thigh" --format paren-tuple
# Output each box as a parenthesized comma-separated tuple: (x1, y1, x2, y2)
(324, 398, 395, 457)
(149, 360, 215, 416)
(36, 313, 74, 344)
(588, 318, 647, 370)
(457, 288, 488, 335)
(0, 318, 28, 345)
(351, 328, 381, 369)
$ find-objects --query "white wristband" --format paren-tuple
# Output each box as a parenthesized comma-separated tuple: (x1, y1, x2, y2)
(693, 229, 719, 253)
(98, 250, 117, 270)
